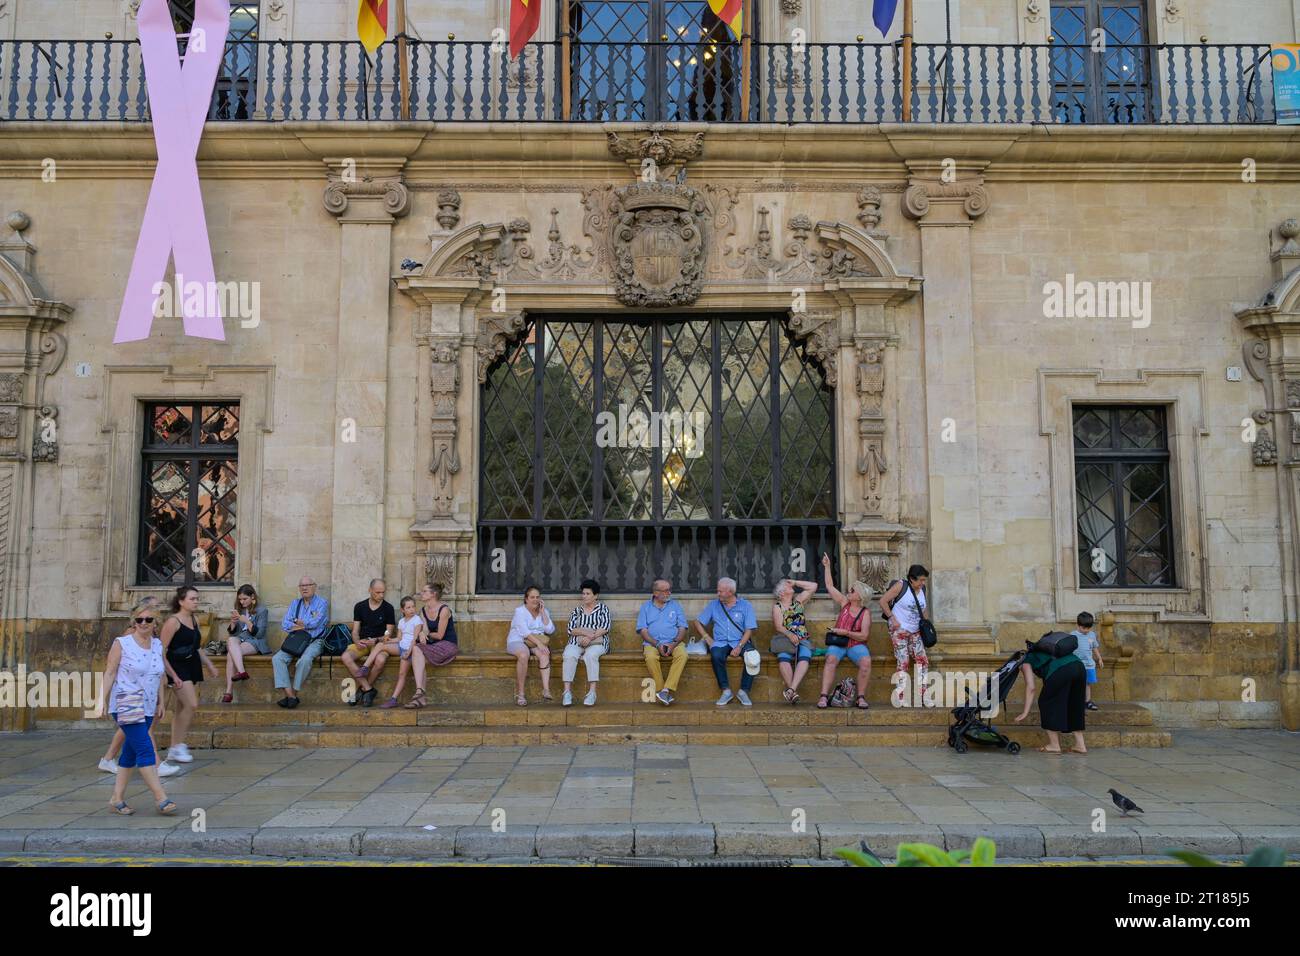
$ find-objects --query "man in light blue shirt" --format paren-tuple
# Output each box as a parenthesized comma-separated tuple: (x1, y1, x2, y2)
(272, 576, 330, 709)
(637, 578, 689, 706)
(694, 577, 759, 707)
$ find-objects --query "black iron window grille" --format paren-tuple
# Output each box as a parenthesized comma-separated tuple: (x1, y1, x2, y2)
(568, 0, 753, 122)
(138, 401, 240, 586)
(1073, 405, 1175, 588)
(168, 1, 259, 119)
(478, 315, 836, 594)
(1050, 1, 1151, 123)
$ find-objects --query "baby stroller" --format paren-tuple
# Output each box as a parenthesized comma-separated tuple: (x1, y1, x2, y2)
(946, 650, 1025, 754)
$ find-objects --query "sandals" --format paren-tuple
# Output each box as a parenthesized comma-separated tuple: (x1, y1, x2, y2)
(816, 693, 829, 710)
(233, 671, 251, 683)
(541, 692, 554, 703)
(789, 689, 800, 705)
(157, 800, 178, 815)
(108, 801, 134, 816)
(516, 695, 528, 707)
(221, 693, 233, 704)
(403, 688, 428, 710)
(782, 687, 795, 704)
(855, 695, 870, 710)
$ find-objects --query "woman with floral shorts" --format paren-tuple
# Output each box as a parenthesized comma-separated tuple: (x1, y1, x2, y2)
(880, 565, 931, 697)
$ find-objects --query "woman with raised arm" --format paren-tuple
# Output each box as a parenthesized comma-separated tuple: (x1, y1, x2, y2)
(770, 577, 818, 704)
(815, 553, 872, 710)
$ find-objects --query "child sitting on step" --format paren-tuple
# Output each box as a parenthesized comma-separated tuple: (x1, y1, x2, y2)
(371, 597, 425, 710)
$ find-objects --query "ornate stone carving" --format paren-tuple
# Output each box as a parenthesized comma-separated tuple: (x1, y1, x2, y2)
(859, 555, 892, 594)
(123, 0, 141, 19)
(40, 332, 67, 378)
(424, 551, 455, 594)
(787, 310, 839, 387)
(32, 406, 57, 463)
(429, 340, 462, 517)
(435, 188, 462, 231)
(476, 311, 528, 383)
(857, 186, 886, 238)
(781, 0, 801, 14)
(323, 177, 411, 219)
(856, 341, 888, 516)
(267, 0, 287, 21)
(1025, 1, 1044, 23)
(610, 182, 707, 308)
(903, 181, 990, 222)
(1254, 426, 1278, 466)
(1278, 218, 1300, 257)
(606, 125, 705, 179)
(1244, 339, 1279, 466)
(0, 373, 23, 403)
(1162, 1, 1182, 22)
(506, 52, 539, 89)
(0, 408, 17, 440)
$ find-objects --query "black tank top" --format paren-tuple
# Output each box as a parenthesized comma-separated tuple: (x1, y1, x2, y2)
(168, 615, 201, 660)
(423, 605, 458, 645)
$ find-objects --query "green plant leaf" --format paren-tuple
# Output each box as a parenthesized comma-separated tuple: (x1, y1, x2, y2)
(949, 849, 972, 863)
(1166, 849, 1221, 867)
(1245, 846, 1286, 868)
(833, 847, 884, 867)
(897, 842, 956, 867)
(970, 837, 997, 866)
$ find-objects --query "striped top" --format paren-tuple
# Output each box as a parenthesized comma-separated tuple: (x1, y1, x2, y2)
(567, 602, 612, 651)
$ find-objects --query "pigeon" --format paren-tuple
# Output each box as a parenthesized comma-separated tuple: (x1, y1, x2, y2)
(1108, 788, 1143, 816)
(400, 258, 423, 272)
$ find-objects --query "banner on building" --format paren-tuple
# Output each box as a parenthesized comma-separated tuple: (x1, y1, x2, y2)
(1273, 44, 1300, 124)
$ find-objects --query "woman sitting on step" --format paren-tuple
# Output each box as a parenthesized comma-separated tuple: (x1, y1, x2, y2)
(507, 586, 554, 706)
(222, 584, 269, 704)
(396, 585, 460, 708)
(561, 579, 611, 707)
(770, 576, 818, 704)
(816, 553, 873, 710)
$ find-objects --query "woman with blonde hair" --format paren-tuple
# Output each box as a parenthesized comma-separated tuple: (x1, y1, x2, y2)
(98, 596, 179, 778)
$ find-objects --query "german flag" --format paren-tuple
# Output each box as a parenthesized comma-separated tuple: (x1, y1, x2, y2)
(357, 0, 388, 55)
(708, 0, 743, 40)
(509, 0, 542, 60)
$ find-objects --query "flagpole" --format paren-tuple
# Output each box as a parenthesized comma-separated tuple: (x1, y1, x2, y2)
(562, 0, 572, 120)
(901, 0, 913, 121)
(397, 0, 411, 120)
(740, 0, 753, 121)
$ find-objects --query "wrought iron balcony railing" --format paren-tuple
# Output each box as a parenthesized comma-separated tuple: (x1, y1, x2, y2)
(0, 37, 1278, 125)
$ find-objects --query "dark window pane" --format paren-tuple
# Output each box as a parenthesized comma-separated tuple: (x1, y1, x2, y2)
(150, 405, 193, 445)
(1073, 407, 1111, 449)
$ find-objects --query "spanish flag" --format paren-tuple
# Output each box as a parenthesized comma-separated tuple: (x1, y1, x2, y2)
(509, 0, 541, 60)
(357, 0, 388, 55)
(708, 0, 743, 40)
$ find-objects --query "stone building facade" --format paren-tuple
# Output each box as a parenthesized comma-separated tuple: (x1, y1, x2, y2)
(1, 0, 1299, 731)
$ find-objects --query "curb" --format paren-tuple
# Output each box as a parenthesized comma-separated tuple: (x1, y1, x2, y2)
(2, 823, 1293, 862)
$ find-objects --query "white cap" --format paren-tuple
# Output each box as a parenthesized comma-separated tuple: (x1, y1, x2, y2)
(743, 647, 761, 676)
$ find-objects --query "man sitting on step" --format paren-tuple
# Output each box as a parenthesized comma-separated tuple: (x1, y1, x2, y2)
(273, 577, 330, 709)
(342, 578, 396, 708)
(637, 578, 689, 706)
(694, 577, 759, 707)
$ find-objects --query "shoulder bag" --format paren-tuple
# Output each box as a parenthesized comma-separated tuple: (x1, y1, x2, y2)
(280, 600, 314, 658)
(911, 585, 939, 649)
(826, 607, 865, 648)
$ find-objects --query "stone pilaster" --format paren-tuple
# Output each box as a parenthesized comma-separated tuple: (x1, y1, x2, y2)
(903, 168, 990, 625)
(323, 165, 410, 613)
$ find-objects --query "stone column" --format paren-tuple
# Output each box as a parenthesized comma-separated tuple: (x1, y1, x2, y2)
(903, 169, 990, 626)
(323, 166, 410, 612)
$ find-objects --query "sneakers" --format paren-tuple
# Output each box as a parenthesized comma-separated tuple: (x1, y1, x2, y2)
(736, 690, 752, 707)
(716, 689, 734, 707)
(98, 758, 119, 774)
(1085, 701, 1100, 711)
(562, 690, 574, 707)
(583, 688, 597, 707)
(166, 744, 193, 764)
(157, 761, 181, 777)
(655, 689, 674, 706)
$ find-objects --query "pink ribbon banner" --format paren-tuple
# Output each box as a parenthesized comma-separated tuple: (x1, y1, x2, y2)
(114, 0, 230, 342)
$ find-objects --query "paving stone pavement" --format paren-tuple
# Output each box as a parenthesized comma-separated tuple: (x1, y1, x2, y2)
(0, 729, 1297, 861)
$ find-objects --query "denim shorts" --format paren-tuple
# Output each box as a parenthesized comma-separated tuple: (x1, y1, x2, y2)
(826, 643, 870, 665)
(1085, 666, 1098, 684)
(776, 643, 813, 664)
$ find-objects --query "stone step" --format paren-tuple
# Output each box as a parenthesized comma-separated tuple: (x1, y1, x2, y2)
(192, 701, 1154, 728)
(207, 651, 1127, 708)
(172, 722, 1171, 750)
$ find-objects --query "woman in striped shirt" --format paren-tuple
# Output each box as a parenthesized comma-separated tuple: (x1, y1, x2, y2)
(562, 579, 611, 707)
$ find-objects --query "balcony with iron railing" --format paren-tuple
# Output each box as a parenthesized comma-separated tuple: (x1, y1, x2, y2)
(0, 37, 1281, 125)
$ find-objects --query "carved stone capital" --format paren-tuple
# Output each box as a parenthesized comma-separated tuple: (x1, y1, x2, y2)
(476, 312, 528, 384)
(323, 177, 411, 221)
(606, 125, 705, 179)
(903, 180, 990, 224)
(787, 310, 839, 387)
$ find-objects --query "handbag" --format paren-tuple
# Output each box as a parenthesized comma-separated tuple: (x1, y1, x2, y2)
(280, 599, 315, 659)
(826, 607, 866, 648)
(910, 585, 939, 649)
(115, 689, 147, 725)
(770, 634, 797, 656)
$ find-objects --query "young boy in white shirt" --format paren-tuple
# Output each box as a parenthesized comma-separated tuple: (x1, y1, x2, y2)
(1071, 611, 1104, 711)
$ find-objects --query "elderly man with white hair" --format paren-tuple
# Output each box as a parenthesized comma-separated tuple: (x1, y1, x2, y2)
(693, 577, 760, 706)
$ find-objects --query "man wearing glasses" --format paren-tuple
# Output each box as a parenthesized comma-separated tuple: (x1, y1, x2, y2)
(272, 576, 329, 709)
(636, 578, 689, 706)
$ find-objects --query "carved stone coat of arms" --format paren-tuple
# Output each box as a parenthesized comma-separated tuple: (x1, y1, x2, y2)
(610, 182, 707, 308)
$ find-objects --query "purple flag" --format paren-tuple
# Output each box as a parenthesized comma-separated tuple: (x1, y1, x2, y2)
(115, 0, 230, 343)
(873, 0, 900, 38)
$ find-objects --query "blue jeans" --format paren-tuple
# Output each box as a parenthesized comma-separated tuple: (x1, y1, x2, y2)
(272, 638, 324, 692)
(115, 715, 156, 769)
(710, 644, 754, 692)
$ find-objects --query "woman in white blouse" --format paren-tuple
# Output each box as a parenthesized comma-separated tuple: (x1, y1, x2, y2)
(562, 578, 611, 707)
(506, 585, 554, 706)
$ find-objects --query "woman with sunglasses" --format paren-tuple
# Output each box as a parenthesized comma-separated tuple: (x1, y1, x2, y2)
(100, 601, 178, 815)
(97, 597, 180, 777)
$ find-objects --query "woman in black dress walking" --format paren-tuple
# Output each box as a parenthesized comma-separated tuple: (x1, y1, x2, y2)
(159, 585, 218, 764)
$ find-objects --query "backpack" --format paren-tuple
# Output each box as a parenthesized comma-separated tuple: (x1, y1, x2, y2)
(1030, 631, 1079, 659)
(829, 677, 857, 707)
(319, 623, 353, 656)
